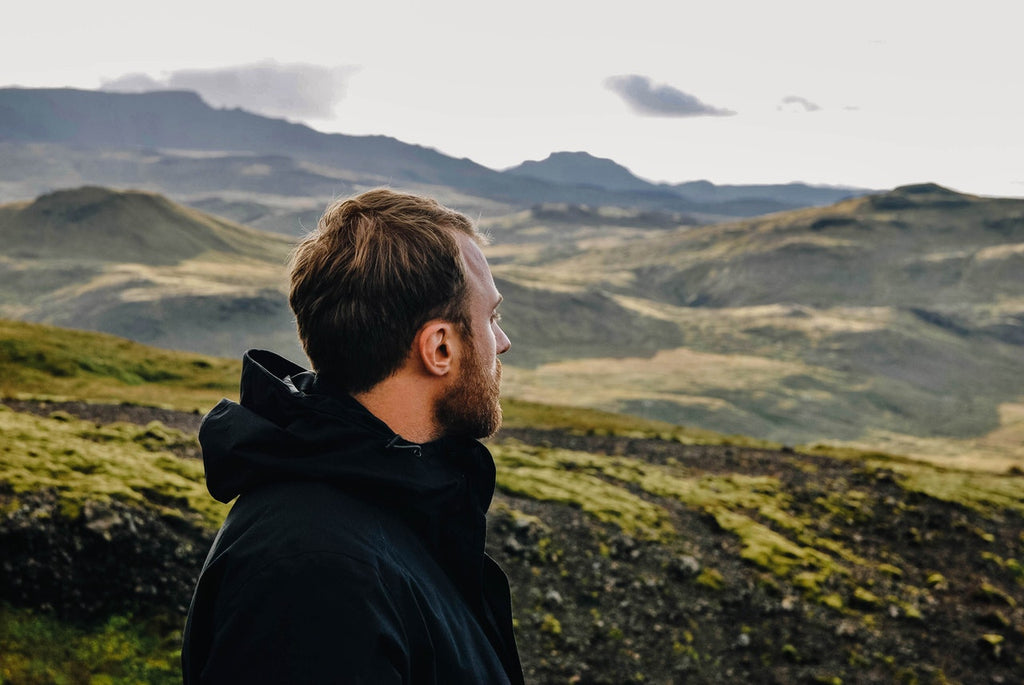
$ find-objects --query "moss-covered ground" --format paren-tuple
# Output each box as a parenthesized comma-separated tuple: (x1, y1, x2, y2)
(2, 321, 1023, 683)
(495, 427, 1024, 683)
(0, 319, 237, 412)
(0, 605, 181, 685)
(0, 407, 221, 528)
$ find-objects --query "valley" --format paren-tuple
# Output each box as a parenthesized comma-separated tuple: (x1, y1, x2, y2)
(3, 179, 1021, 468)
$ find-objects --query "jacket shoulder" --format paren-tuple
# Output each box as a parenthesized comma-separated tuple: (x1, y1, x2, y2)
(217, 480, 415, 571)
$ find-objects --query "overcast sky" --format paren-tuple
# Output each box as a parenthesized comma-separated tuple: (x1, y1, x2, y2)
(3, 0, 1022, 197)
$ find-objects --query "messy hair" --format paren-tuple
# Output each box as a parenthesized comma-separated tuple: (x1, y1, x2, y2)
(289, 188, 481, 393)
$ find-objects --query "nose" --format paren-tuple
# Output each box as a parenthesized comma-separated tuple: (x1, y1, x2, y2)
(496, 324, 511, 355)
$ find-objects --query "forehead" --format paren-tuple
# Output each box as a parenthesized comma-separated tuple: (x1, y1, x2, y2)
(456, 232, 499, 302)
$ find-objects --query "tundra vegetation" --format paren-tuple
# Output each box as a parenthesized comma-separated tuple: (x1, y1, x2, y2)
(2, 321, 1022, 684)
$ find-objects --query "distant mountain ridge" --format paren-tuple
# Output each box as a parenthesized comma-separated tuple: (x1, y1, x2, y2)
(0, 87, 498, 188)
(507, 151, 867, 208)
(0, 87, 871, 216)
(0, 88, 684, 211)
(505, 151, 656, 193)
(670, 179, 863, 207)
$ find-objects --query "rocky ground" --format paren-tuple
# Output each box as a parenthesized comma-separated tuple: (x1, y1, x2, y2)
(2, 400, 1023, 683)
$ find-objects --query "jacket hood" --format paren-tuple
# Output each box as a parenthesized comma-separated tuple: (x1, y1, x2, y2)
(200, 349, 496, 512)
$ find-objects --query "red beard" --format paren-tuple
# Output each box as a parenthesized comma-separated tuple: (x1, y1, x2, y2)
(434, 335, 503, 439)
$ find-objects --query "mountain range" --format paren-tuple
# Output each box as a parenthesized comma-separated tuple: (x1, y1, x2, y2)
(0, 87, 867, 222)
(506, 151, 862, 209)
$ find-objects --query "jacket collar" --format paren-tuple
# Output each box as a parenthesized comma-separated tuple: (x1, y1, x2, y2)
(201, 349, 495, 515)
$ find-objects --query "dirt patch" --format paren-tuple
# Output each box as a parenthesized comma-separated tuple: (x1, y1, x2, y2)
(2, 399, 204, 434)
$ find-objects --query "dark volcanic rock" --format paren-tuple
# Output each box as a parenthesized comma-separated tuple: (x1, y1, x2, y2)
(0, 487, 211, 620)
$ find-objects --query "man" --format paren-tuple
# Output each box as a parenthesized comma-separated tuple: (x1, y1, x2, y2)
(182, 189, 523, 683)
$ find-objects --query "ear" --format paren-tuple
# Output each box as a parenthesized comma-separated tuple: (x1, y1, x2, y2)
(414, 320, 461, 377)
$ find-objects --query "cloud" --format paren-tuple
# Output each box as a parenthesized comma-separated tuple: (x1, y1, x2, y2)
(604, 74, 734, 117)
(101, 73, 164, 91)
(101, 62, 358, 120)
(778, 95, 822, 113)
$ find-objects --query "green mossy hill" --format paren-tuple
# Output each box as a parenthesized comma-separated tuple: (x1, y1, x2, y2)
(0, 318, 238, 410)
(0, 186, 293, 265)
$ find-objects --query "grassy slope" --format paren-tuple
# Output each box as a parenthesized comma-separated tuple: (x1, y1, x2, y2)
(502, 302, 1024, 469)
(0, 324, 234, 683)
(2, 321, 1023, 682)
(0, 318, 751, 444)
(0, 319, 238, 411)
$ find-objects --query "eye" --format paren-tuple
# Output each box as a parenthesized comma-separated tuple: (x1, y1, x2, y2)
(491, 311, 502, 323)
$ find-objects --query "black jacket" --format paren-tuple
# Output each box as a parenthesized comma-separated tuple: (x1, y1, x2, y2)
(182, 350, 524, 684)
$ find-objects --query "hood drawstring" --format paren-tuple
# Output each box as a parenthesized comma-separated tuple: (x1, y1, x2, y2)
(385, 434, 423, 458)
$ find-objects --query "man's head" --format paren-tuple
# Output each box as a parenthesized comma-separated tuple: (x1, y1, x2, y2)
(289, 189, 509, 438)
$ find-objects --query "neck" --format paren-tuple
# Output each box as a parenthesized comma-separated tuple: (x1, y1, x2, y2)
(353, 374, 442, 444)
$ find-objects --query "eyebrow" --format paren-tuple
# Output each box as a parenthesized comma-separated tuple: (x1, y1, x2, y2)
(493, 294, 503, 309)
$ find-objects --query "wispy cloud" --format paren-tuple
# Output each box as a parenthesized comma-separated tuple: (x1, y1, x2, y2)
(778, 95, 822, 112)
(101, 62, 358, 120)
(604, 74, 734, 117)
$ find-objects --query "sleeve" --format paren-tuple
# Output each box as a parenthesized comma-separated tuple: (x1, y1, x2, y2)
(198, 551, 410, 684)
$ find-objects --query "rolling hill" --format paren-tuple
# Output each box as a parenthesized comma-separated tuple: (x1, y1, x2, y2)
(548, 183, 1024, 308)
(489, 184, 1024, 463)
(0, 187, 299, 360)
(0, 186, 288, 264)
(2, 183, 1022, 468)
